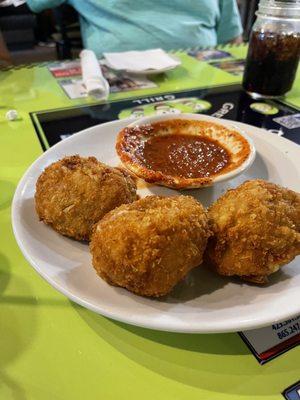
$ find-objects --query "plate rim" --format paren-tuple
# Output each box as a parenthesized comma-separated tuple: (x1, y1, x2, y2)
(12, 117, 300, 333)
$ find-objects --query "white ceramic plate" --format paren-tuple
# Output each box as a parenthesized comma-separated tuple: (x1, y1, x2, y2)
(12, 115, 300, 333)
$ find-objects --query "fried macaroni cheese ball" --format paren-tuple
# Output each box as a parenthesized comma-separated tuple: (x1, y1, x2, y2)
(207, 179, 300, 283)
(35, 155, 137, 241)
(90, 195, 211, 297)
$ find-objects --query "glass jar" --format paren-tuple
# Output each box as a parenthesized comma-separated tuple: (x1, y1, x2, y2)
(242, 0, 300, 98)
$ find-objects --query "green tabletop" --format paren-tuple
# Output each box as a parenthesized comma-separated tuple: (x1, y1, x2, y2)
(0, 44, 299, 400)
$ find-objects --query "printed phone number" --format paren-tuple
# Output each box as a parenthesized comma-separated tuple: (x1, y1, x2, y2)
(272, 315, 300, 331)
(276, 322, 300, 340)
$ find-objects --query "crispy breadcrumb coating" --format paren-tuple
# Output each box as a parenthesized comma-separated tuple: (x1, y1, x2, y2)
(90, 195, 211, 297)
(207, 179, 300, 283)
(35, 155, 137, 241)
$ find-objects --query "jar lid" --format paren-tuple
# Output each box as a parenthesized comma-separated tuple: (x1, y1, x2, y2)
(258, 0, 300, 18)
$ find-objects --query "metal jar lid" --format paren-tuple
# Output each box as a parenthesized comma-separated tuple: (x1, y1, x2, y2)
(257, 0, 300, 19)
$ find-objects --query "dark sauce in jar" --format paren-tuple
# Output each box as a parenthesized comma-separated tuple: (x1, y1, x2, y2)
(243, 31, 300, 97)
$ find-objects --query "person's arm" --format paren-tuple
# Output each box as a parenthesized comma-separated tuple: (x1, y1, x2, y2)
(217, 0, 243, 44)
(0, 30, 12, 66)
(26, 0, 66, 13)
(229, 35, 243, 44)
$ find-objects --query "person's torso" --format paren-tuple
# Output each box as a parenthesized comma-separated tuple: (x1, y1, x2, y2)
(69, 0, 221, 55)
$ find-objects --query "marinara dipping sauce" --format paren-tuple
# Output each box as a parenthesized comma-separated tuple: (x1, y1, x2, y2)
(136, 134, 230, 179)
(116, 119, 252, 189)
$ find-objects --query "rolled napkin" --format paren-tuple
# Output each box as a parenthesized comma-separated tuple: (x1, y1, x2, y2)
(103, 48, 181, 72)
(80, 49, 110, 99)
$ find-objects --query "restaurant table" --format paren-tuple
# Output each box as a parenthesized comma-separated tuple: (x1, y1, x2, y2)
(0, 44, 299, 400)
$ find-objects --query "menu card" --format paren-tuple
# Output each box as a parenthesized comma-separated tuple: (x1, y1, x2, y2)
(48, 60, 157, 99)
(240, 315, 300, 364)
(282, 381, 300, 399)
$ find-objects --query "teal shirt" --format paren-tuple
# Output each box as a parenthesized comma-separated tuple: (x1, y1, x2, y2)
(27, 0, 242, 56)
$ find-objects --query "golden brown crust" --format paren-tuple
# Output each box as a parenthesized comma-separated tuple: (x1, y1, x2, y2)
(35, 155, 137, 241)
(116, 119, 251, 189)
(90, 195, 212, 297)
(207, 179, 300, 283)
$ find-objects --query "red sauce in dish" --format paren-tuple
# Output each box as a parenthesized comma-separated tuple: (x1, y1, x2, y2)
(135, 134, 230, 179)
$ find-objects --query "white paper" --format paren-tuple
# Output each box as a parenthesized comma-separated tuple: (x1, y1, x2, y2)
(0, 0, 26, 6)
(242, 315, 300, 354)
(80, 49, 109, 99)
(60, 79, 87, 99)
(104, 48, 180, 72)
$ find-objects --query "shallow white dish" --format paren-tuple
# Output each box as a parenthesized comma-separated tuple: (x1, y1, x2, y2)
(12, 115, 300, 333)
(118, 113, 256, 188)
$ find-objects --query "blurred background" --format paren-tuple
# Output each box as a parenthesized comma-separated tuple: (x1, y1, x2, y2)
(0, 0, 258, 66)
